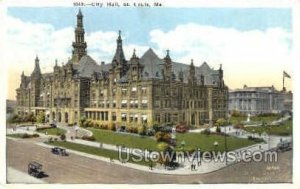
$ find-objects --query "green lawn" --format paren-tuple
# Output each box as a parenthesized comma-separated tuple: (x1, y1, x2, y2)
(88, 128, 158, 150)
(45, 141, 153, 166)
(175, 133, 258, 152)
(37, 127, 66, 136)
(243, 120, 292, 136)
(88, 128, 259, 152)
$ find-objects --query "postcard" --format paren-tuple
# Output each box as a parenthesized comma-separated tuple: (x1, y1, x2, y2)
(2, 0, 298, 187)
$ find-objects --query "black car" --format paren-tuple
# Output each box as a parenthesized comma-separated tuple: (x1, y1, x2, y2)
(28, 162, 44, 178)
(277, 140, 292, 152)
(50, 123, 57, 128)
(51, 147, 68, 156)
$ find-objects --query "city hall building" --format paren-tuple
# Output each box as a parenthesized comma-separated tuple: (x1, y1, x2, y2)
(16, 10, 228, 127)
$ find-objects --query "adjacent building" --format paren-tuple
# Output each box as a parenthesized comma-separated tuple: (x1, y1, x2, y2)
(229, 85, 291, 115)
(15, 9, 228, 126)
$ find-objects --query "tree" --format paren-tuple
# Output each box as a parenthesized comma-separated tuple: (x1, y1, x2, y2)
(138, 124, 146, 136)
(36, 112, 45, 123)
(215, 118, 227, 127)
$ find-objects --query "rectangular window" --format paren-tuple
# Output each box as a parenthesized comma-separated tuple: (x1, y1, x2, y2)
(142, 114, 148, 124)
(121, 113, 127, 122)
(121, 99, 127, 108)
(112, 112, 116, 121)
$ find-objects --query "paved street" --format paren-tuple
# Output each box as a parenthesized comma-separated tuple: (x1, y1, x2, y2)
(7, 138, 292, 184)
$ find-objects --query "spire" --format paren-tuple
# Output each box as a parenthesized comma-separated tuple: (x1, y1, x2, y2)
(112, 30, 126, 65)
(55, 59, 58, 67)
(32, 55, 41, 75)
(189, 59, 196, 85)
(132, 49, 137, 58)
(22, 70, 24, 76)
(72, 8, 87, 62)
(179, 68, 184, 82)
(77, 8, 83, 27)
(218, 64, 224, 88)
(163, 49, 172, 81)
(165, 49, 170, 59)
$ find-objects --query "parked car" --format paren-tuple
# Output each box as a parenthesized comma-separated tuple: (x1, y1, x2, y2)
(51, 147, 68, 156)
(50, 123, 57, 128)
(277, 140, 292, 152)
(28, 162, 44, 178)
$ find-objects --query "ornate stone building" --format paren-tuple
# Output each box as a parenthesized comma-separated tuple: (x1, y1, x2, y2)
(16, 9, 228, 126)
(228, 85, 287, 115)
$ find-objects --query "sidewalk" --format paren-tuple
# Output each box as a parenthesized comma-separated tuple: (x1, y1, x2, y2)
(7, 166, 46, 184)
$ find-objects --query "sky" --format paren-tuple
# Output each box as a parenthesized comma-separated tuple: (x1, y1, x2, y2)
(5, 7, 293, 99)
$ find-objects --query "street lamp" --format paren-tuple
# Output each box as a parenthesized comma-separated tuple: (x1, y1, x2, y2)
(224, 113, 231, 165)
(75, 125, 79, 138)
(181, 140, 186, 151)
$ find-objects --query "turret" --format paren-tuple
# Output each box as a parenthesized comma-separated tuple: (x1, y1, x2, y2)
(163, 49, 172, 81)
(112, 30, 126, 67)
(72, 8, 87, 62)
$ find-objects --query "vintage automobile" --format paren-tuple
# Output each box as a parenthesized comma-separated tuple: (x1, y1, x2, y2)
(28, 162, 44, 178)
(277, 140, 292, 152)
(51, 147, 68, 156)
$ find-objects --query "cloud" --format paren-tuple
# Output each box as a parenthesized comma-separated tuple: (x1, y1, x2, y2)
(149, 23, 293, 89)
(150, 23, 292, 65)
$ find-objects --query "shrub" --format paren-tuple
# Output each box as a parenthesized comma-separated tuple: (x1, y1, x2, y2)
(48, 137, 53, 143)
(21, 133, 30, 138)
(36, 112, 46, 124)
(201, 128, 211, 135)
(146, 129, 155, 136)
(32, 133, 40, 138)
(81, 135, 96, 141)
(138, 125, 147, 136)
(108, 122, 116, 131)
(60, 133, 66, 141)
(216, 126, 221, 133)
(155, 131, 171, 143)
(80, 117, 86, 127)
(153, 123, 161, 132)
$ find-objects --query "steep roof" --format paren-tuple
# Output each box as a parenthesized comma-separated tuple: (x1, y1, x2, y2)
(74, 55, 111, 77)
(139, 48, 220, 85)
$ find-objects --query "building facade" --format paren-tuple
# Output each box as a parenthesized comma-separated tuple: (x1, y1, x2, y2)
(228, 85, 287, 115)
(16, 10, 228, 126)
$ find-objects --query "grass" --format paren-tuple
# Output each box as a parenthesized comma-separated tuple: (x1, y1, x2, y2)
(7, 133, 26, 138)
(243, 120, 292, 136)
(37, 127, 66, 136)
(88, 128, 259, 152)
(175, 133, 258, 152)
(87, 128, 158, 150)
(45, 141, 154, 166)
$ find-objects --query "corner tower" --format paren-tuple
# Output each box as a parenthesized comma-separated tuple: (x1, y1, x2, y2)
(72, 8, 87, 62)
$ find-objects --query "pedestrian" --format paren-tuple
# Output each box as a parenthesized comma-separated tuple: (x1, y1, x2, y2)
(45, 131, 48, 135)
(149, 161, 153, 170)
(198, 160, 201, 166)
(191, 164, 193, 171)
